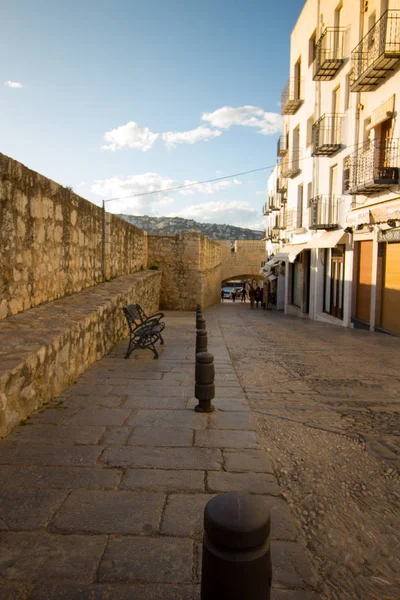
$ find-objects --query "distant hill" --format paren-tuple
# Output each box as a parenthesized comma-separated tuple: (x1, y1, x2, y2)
(119, 215, 264, 241)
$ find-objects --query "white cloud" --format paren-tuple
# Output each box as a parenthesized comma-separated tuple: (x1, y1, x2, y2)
(170, 200, 264, 230)
(4, 80, 22, 88)
(101, 121, 159, 152)
(202, 105, 281, 136)
(179, 178, 241, 195)
(162, 125, 221, 149)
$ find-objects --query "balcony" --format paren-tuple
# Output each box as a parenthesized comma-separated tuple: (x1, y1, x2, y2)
(269, 194, 281, 211)
(285, 208, 302, 231)
(312, 114, 343, 156)
(277, 175, 288, 192)
(281, 150, 301, 178)
(314, 27, 346, 80)
(309, 195, 342, 230)
(276, 209, 286, 230)
(351, 10, 400, 92)
(281, 78, 303, 115)
(262, 201, 271, 216)
(343, 139, 400, 194)
(277, 134, 289, 156)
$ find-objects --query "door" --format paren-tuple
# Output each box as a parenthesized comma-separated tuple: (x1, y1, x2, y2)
(356, 240, 373, 324)
(381, 242, 400, 335)
(330, 246, 345, 319)
(379, 118, 393, 176)
(332, 86, 340, 145)
(330, 165, 338, 223)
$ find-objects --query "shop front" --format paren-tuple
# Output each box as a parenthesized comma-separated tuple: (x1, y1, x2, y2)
(378, 228, 400, 336)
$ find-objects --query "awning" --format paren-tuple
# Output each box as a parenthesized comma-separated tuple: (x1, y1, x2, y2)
(305, 230, 347, 249)
(264, 258, 282, 268)
(274, 243, 308, 263)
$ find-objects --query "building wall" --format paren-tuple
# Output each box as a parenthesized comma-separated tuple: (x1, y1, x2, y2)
(220, 240, 266, 281)
(0, 153, 148, 320)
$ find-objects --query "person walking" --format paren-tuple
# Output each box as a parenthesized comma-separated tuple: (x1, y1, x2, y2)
(241, 287, 247, 303)
(231, 289, 236, 302)
(255, 286, 261, 308)
(221, 289, 224, 302)
(249, 286, 255, 309)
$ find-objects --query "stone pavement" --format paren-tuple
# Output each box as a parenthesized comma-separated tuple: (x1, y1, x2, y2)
(0, 309, 317, 599)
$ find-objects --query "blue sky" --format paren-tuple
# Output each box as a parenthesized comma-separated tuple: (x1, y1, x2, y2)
(1, 0, 304, 230)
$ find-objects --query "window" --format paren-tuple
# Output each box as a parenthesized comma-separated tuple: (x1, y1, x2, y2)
(363, 118, 372, 146)
(307, 115, 314, 147)
(345, 73, 352, 110)
(307, 182, 313, 207)
(297, 184, 304, 228)
(332, 85, 341, 114)
(309, 31, 317, 67)
(294, 58, 302, 100)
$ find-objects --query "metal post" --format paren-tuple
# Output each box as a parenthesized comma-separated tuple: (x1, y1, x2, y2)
(201, 492, 272, 599)
(196, 328, 208, 356)
(194, 351, 215, 413)
(197, 317, 206, 330)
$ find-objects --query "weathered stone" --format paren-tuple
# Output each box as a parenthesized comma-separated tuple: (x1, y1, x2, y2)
(0, 532, 107, 583)
(0, 466, 121, 490)
(127, 410, 207, 430)
(121, 469, 205, 493)
(98, 537, 193, 583)
(0, 443, 103, 466)
(0, 490, 67, 530)
(207, 471, 280, 495)
(195, 429, 259, 449)
(100, 427, 131, 445)
(65, 408, 131, 427)
(30, 584, 200, 600)
(223, 449, 274, 473)
(271, 590, 320, 600)
(101, 446, 222, 470)
(207, 411, 256, 430)
(161, 494, 215, 537)
(128, 426, 194, 447)
(7, 425, 105, 445)
(123, 396, 187, 410)
(51, 490, 165, 535)
(272, 541, 316, 589)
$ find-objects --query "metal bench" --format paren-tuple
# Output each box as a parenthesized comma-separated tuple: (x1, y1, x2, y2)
(123, 305, 165, 360)
(129, 303, 165, 325)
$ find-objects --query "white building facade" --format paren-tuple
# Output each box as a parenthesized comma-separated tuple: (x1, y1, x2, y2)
(264, 0, 400, 335)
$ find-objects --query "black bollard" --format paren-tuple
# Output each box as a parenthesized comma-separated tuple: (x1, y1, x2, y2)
(201, 492, 272, 599)
(194, 351, 215, 413)
(197, 317, 206, 330)
(196, 329, 208, 356)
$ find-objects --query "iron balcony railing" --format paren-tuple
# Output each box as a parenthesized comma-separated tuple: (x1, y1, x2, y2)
(276, 208, 286, 230)
(285, 208, 303, 231)
(351, 10, 400, 92)
(281, 149, 301, 178)
(314, 27, 346, 80)
(277, 175, 288, 192)
(281, 78, 304, 115)
(343, 138, 400, 194)
(277, 134, 289, 156)
(262, 201, 271, 215)
(312, 114, 343, 156)
(309, 195, 343, 229)
(269, 194, 281, 211)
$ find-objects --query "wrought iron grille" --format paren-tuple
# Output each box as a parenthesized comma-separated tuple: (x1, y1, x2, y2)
(343, 138, 400, 194)
(270, 194, 281, 211)
(281, 150, 301, 178)
(262, 202, 271, 215)
(351, 10, 400, 92)
(312, 114, 343, 156)
(281, 78, 304, 115)
(310, 195, 342, 229)
(314, 27, 346, 80)
(277, 134, 289, 156)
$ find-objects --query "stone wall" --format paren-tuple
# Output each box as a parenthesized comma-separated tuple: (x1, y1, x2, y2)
(147, 232, 222, 311)
(0, 153, 147, 320)
(221, 239, 266, 282)
(0, 271, 161, 437)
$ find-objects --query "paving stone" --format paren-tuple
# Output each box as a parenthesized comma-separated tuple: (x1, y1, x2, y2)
(30, 584, 200, 599)
(195, 429, 259, 449)
(0, 532, 107, 584)
(51, 490, 165, 535)
(127, 410, 207, 430)
(7, 425, 105, 445)
(65, 408, 131, 427)
(121, 469, 205, 492)
(62, 384, 113, 397)
(33, 407, 79, 425)
(268, 497, 299, 541)
(101, 446, 222, 470)
(271, 590, 320, 600)
(207, 471, 280, 496)
(214, 387, 245, 398)
(98, 537, 194, 583)
(161, 494, 214, 537)
(207, 411, 256, 431)
(123, 387, 189, 398)
(0, 490, 67, 530)
(123, 396, 187, 410)
(223, 449, 274, 473)
(66, 396, 125, 409)
(128, 427, 194, 447)
(0, 443, 103, 466)
(187, 397, 248, 412)
(100, 427, 132, 445)
(272, 541, 316, 589)
(0, 583, 33, 599)
(0, 466, 121, 490)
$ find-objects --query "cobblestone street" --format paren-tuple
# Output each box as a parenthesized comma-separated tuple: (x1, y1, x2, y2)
(217, 301, 400, 600)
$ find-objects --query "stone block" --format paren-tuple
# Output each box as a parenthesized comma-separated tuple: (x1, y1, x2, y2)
(0, 465, 121, 490)
(0, 443, 103, 466)
(161, 494, 215, 537)
(123, 396, 187, 410)
(65, 408, 131, 427)
(207, 411, 256, 430)
(272, 541, 316, 589)
(121, 469, 205, 493)
(51, 490, 165, 535)
(30, 584, 200, 600)
(101, 446, 222, 470)
(0, 490, 67, 530)
(98, 537, 194, 583)
(271, 590, 320, 600)
(100, 427, 131, 445)
(128, 427, 194, 447)
(7, 425, 105, 445)
(0, 532, 107, 584)
(223, 449, 274, 473)
(127, 410, 207, 430)
(195, 429, 259, 449)
(206, 471, 280, 496)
